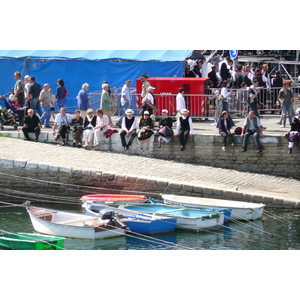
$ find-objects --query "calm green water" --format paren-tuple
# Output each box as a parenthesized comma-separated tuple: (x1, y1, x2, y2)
(1, 202, 300, 250)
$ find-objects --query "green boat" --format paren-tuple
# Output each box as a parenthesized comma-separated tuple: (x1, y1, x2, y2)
(0, 232, 66, 250)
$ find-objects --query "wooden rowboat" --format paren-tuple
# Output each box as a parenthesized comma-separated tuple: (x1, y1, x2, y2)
(80, 194, 148, 206)
(0, 232, 66, 250)
(161, 194, 265, 221)
(25, 202, 128, 240)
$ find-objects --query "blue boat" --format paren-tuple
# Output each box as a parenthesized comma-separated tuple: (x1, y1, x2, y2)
(119, 204, 225, 231)
(149, 199, 232, 223)
(82, 202, 177, 235)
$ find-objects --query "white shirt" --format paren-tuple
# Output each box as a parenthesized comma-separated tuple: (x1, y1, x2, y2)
(54, 113, 72, 125)
(121, 116, 136, 132)
(146, 92, 154, 104)
(221, 87, 231, 102)
(120, 84, 132, 106)
(95, 114, 109, 132)
(176, 115, 194, 134)
(176, 93, 186, 111)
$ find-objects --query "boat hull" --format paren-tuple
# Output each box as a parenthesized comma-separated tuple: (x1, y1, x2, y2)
(119, 204, 224, 231)
(83, 203, 176, 235)
(0, 233, 66, 250)
(26, 206, 126, 240)
(162, 194, 265, 221)
(80, 194, 148, 206)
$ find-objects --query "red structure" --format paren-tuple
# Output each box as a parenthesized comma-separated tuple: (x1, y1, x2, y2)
(136, 77, 210, 116)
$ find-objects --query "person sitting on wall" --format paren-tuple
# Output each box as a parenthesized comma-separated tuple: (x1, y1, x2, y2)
(241, 110, 265, 153)
(82, 108, 97, 149)
(174, 108, 193, 151)
(52, 107, 72, 146)
(120, 109, 137, 151)
(71, 110, 84, 148)
(157, 109, 173, 147)
(286, 107, 300, 154)
(137, 111, 155, 152)
(22, 109, 41, 142)
(218, 110, 234, 151)
(92, 109, 109, 150)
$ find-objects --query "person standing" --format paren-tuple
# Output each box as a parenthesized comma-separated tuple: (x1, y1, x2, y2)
(100, 83, 113, 126)
(278, 80, 293, 128)
(56, 78, 68, 109)
(116, 80, 132, 127)
(22, 109, 41, 142)
(13, 71, 25, 106)
(27, 77, 42, 116)
(39, 83, 52, 128)
(77, 83, 90, 118)
(174, 108, 194, 151)
(176, 87, 186, 115)
(140, 74, 150, 98)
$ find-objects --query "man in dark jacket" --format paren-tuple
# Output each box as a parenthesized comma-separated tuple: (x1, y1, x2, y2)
(22, 109, 41, 141)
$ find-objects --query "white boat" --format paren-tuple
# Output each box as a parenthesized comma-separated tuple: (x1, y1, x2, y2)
(161, 194, 265, 221)
(25, 203, 127, 240)
(119, 204, 225, 231)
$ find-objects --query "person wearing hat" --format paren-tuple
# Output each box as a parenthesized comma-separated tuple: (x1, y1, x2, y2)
(137, 110, 155, 152)
(174, 108, 194, 151)
(120, 108, 137, 150)
(140, 86, 156, 116)
(286, 107, 300, 154)
(140, 74, 150, 98)
(157, 109, 173, 147)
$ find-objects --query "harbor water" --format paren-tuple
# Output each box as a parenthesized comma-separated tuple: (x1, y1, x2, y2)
(1, 198, 300, 250)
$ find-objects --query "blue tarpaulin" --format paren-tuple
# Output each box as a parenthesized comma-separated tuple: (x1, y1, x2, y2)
(0, 50, 192, 111)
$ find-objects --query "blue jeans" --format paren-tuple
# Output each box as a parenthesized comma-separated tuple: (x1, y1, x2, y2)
(117, 102, 131, 125)
(249, 102, 259, 118)
(30, 97, 43, 117)
(39, 104, 51, 126)
(281, 102, 293, 126)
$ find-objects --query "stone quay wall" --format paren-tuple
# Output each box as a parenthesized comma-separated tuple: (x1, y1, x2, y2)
(2, 129, 299, 180)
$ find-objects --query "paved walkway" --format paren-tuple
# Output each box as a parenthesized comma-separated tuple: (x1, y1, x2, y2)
(0, 127, 299, 204)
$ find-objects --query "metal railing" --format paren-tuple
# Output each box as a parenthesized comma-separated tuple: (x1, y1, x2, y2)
(87, 86, 300, 119)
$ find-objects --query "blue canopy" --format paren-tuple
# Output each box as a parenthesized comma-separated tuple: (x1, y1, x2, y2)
(0, 50, 192, 112)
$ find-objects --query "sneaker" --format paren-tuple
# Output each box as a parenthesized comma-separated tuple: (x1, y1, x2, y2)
(77, 143, 82, 148)
(257, 148, 263, 153)
(82, 144, 89, 148)
(222, 146, 226, 151)
(241, 148, 247, 152)
(280, 125, 285, 128)
(180, 145, 185, 151)
(288, 148, 292, 154)
(61, 141, 66, 146)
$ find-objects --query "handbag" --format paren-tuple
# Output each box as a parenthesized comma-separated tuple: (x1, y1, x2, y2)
(64, 87, 70, 97)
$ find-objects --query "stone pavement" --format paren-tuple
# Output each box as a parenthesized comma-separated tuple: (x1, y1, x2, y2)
(0, 127, 299, 206)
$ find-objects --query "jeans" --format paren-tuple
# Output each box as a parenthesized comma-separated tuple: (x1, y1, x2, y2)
(39, 104, 51, 126)
(30, 97, 43, 116)
(281, 102, 293, 126)
(249, 102, 259, 118)
(219, 130, 234, 147)
(243, 130, 262, 150)
(178, 128, 190, 147)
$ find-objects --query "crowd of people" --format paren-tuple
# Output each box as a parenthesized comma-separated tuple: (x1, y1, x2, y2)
(6, 69, 300, 154)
